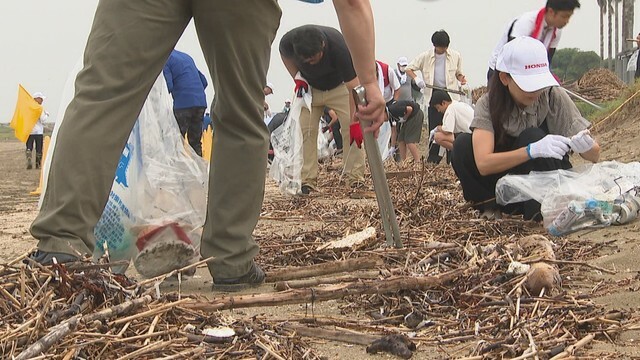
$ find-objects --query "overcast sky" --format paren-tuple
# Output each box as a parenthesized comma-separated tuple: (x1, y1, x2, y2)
(0, 0, 627, 123)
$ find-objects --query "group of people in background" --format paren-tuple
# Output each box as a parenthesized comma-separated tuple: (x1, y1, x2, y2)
(25, 0, 616, 291)
(264, 0, 602, 230)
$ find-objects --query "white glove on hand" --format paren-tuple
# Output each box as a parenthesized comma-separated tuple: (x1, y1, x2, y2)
(428, 128, 437, 143)
(415, 78, 426, 89)
(526, 134, 571, 160)
(569, 130, 595, 154)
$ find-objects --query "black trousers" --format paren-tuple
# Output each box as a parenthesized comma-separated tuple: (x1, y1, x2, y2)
(451, 127, 572, 220)
(173, 107, 205, 156)
(26, 134, 44, 154)
(331, 121, 343, 150)
(426, 104, 444, 163)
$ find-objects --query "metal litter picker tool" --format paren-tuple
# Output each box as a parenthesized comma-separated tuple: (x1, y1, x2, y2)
(352, 86, 402, 248)
(423, 83, 466, 96)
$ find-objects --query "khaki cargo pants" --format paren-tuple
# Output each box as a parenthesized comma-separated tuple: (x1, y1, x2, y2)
(30, 0, 282, 279)
(299, 85, 365, 188)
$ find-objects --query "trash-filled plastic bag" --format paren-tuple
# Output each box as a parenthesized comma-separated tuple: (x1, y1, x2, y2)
(377, 121, 392, 161)
(317, 123, 334, 161)
(269, 94, 309, 195)
(92, 74, 209, 273)
(496, 161, 640, 235)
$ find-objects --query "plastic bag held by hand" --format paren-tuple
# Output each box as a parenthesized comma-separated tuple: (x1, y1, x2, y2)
(294, 72, 309, 98)
(428, 128, 437, 144)
(350, 122, 363, 148)
(527, 135, 571, 160)
(570, 130, 595, 154)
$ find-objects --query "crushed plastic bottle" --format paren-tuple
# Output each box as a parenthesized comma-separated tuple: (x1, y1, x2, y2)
(547, 201, 584, 236)
(614, 194, 640, 224)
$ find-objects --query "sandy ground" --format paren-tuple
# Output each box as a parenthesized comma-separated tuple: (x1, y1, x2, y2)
(2, 119, 640, 359)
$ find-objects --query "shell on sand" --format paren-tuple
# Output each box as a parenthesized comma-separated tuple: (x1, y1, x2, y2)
(526, 262, 561, 296)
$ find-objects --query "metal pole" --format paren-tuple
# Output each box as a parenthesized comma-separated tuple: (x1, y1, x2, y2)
(562, 88, 604, 110)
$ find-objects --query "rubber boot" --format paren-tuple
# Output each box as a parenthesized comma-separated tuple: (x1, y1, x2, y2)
(35, 153, 42, 169)
(26, 150, 32, 170)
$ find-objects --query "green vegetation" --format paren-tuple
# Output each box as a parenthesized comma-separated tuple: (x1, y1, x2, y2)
(551, 48, 602, 83)
(581, 80, 640, 123)
(0, 124, 17, 141)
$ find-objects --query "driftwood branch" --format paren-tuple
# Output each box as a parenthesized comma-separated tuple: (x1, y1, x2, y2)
(188, 269, 462, 312)
(15, 315, 81, 360)
(274, 270, 380, 291)
(266, 258, 383, 282)
(283, 323, 380, 345)
(83, 295, 154, 323)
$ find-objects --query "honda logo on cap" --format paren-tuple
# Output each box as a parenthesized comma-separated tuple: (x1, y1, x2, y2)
(525, 63, 548, 70)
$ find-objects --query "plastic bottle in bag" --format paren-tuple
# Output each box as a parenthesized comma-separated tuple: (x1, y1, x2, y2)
(614, 194, 640, 224)
(547, 201, 583, 236)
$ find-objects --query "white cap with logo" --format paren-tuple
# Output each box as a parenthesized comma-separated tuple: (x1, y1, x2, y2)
(495, 36, 558, 92)
(397, 56, 409, 66)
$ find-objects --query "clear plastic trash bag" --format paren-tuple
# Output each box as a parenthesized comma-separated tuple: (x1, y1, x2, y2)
(496, 161, 640, 234)
(269, 94, 309, 195)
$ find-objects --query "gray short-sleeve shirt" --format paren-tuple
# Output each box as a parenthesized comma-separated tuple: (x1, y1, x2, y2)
(471, 87, 590, 138)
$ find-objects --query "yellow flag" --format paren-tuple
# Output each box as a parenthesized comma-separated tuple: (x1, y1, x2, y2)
(9, 85, 43, 143)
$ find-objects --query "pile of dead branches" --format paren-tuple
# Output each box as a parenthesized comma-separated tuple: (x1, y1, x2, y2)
(0, 259, 321, 359)
(251, 162, 638, 358)
(576, 68, 626, 102)
(3, 162, 638, 359)
(472, 86, 488, 104)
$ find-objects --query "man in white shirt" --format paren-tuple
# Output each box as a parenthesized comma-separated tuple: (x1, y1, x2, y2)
(406, 30, 466, 163)
(429, 90, 473, 153)
(26, 92, 49, 170)
(487, 0, 581, 81)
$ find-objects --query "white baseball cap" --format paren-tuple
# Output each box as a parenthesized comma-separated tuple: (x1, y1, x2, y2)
(266, 82, 275, 93)
(397, 56, 409, 66)
(495, 36, 558, 92)
(285, 98, 291, 103)
(32, 92, 46, 99)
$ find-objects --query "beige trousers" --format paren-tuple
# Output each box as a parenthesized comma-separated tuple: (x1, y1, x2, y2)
(30, 0, 282, 279)
(299, 85, 365, 188)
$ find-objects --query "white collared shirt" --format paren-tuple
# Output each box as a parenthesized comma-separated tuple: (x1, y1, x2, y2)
(488, 10, 563, 70)
(406, 48, 464, 101)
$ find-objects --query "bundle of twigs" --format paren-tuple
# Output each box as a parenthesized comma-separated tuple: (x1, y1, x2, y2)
(472, 86, 488, 104)
(576, 68, 626, 102)
(252, 162, 639, 358)
(0, 259, 321, 359)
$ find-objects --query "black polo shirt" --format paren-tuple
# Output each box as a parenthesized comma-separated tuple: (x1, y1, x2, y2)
(279, 25, 357, 91)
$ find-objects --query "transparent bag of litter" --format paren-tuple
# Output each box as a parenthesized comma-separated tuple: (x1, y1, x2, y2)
(269, 94, 308, 195)
(377, 121, 392, 161)
(317, 122, 334, 161)
(496, 161, 640, 235)
(93, 74, 209, 273)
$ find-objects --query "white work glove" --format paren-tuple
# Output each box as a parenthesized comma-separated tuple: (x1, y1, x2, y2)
(569, 130, 595, 154)
(428, 128, 437, 143)
(415, 78, 426, 89)
(526, 134, 571, 160)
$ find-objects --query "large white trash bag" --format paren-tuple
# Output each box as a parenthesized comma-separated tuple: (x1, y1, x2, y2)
(270, 94, 309, 195)
(43, 73, 209, 273)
